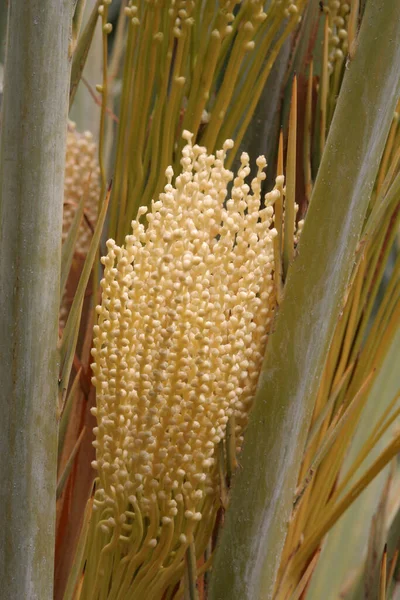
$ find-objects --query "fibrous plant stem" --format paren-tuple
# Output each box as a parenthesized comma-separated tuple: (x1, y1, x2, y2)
(0, 1, 73, 597)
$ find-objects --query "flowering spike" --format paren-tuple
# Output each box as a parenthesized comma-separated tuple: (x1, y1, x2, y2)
(84, 134, 299, 597)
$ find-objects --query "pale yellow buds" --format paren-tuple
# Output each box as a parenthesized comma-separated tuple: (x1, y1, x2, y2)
(62, 122, 100, 254)
(86, 133, 295, 598)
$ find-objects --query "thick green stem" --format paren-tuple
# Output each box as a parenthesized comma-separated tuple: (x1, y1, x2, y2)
(209, 3, 400, 599)
(0, 2, 72, 598)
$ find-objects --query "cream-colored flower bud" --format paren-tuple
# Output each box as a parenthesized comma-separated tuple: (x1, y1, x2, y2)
(86, 132, 301, 598)
(60, 123, 100, 327)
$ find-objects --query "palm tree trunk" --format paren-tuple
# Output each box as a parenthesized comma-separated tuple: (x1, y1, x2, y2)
(0, 2, 73, 597)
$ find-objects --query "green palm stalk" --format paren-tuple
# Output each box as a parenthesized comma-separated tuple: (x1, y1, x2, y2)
(0, 1, 73, 597)
(209, 2, 400, 598)
(273, 87, 400, 598)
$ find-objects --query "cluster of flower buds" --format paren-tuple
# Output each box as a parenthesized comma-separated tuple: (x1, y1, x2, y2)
(322, 0, 351, 72)
(63, 122, 100, 254)
(87, 132, 293, 597)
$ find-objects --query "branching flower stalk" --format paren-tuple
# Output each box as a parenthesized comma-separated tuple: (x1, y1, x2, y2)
(106, 0, 306, 243)
(321, 0, 352, 128)
(305, 0, 360, 171)
(78, 132, 301, 599)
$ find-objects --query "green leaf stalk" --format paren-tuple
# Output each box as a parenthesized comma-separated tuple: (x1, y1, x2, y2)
(209, 3, 400, 598)
(0, 2, 73, 597)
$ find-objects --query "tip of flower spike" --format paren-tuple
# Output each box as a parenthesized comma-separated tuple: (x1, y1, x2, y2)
(201, 109, 210, 124)
(256, 156, 267, 169)
(165, 166, 174, 181)
(137, 206, 148, 218)
(182, 130, 193, 142)
(223, 139, 234, 151)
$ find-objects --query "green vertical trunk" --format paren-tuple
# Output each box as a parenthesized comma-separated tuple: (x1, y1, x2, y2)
(0, 2, 73, 598)
(209, 2, 400, 599)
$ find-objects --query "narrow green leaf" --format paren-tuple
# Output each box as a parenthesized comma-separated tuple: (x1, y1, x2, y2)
(63, 497, 94, 600)
(363, 164, 400, 245)
(209, 4, 400, 598)
(218, 441, 229, 511)
(58, 298, 83, 410)
(69, 0, 101, 109)
(184, 541, 199, 600)
(59, 186, 109, 391)
(283, 76, 297, 281)
(348, 490, 400, 600)
(365, 475, 392, 599)
(60, 199, 85, 299)
(293, 433, 400, 568)
(319, 15, 329, 155)
(58, 367, 82, 460)
(304, 362, 354, 454)
(71, 0, 87, 53)
(291, 548, 321, 600)
(294, 369, 374, 512)
(226, 416, 237, 488)
(308, 330, 400, 600)
(379, 545, 387, 600)
(57, 427, 86, 500)
(304, 60, 314, 203)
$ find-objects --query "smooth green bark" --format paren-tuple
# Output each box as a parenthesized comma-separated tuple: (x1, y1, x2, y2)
(0, 2, 73, 598)
(209, 3, 400, 599)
